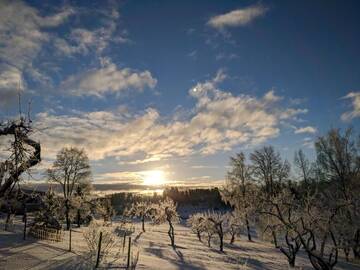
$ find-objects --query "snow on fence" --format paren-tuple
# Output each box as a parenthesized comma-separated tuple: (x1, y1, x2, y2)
(29, 225, 63, 242)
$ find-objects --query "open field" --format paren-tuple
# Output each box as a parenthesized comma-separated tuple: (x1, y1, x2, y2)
(1, 217, 359, 270)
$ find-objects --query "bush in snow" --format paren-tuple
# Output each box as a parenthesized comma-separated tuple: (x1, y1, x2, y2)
(83, 220, 116, 267)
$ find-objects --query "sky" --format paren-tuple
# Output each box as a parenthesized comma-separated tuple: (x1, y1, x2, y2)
(0, 0, 360, 189)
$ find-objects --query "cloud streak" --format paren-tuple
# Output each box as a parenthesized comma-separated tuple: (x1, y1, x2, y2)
(208, 4, 268, 30)
(61, 62, 157, 97)
(341, 92, 360, 121)
(294, 126, 317, 134)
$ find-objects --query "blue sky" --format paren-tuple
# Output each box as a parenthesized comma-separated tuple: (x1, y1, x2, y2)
(1, 0, 359, 187)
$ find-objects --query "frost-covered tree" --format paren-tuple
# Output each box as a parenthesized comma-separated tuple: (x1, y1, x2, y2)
(47, 147, 91, 230)
(203, 211, 227, 252)
(226, 212, 243, 244)
(126, 201, 152, 232)
(97, 197, 115, 223)
(250, 146, 290, 197)
(73, 182, 93, 227)
(150, 198, 179, 247)
(222, 152, 256, 241)
(187, 213, 206, 241)
(315, 128, 360, 259)
(34, 188, 62, 229)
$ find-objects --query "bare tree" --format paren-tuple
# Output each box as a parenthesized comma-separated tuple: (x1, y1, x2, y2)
(47, 147, 91, 230)
(259, 189, 302, 268)
(315, 128, 360, 259)
(250, 146, 290, 197)
(294, 149, 313, 184)
(250, 146, 290, 247)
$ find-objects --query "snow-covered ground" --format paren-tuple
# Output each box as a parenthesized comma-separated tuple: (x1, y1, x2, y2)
(0, 217, 359, 270)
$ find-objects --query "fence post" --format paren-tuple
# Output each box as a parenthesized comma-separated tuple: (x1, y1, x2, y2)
(95, 231, 103, 268)
(127, 237, 132, 269)
(123, 234, 126, 253)
(69, 228, 72, 252)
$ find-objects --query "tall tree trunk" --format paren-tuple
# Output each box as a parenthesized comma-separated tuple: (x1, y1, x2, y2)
(65, 200, 70, 230)
(245, 216, 252, 241)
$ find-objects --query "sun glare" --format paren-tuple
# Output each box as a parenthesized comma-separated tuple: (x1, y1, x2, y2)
(142, 170, 166, 186)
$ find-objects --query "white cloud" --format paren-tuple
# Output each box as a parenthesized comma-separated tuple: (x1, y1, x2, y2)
(61, 62, 157, 97)
(35, 70, 307, 163)
(341, 92, 360, 121)
(0, 67, 24, 106)
(0, 0, 73, 101)
(208, 4, 268, 30)
(294, 126, 317, 134)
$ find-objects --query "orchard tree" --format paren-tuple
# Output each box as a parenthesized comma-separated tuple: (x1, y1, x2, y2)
(227, 212, 243, 244)
(150, 198, 179, 247)
(47, 147, 91, 230)
(205, 211, 227, 252)
(188, 213, 206, 241)
(127, 201, 152, 232)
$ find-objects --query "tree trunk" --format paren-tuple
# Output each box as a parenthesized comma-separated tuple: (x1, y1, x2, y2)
(272, 230, 278, 248)
(142, 216, 145, 232)
(245, 217, 252, 241)
(288, 256, 295, 268)
(65, 201, 70, 230)
(197, 231, 201, 241)
(168, 221, 175, 247)
(230, 233, 235, 244)
(219, 224, 224, 252)
(5, 211, 11, 231)
(77, 209, 81, 228)
(353, 229, 360, 259)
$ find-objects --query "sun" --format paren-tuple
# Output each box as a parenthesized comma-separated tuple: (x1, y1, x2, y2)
(142, 170, 166, 186)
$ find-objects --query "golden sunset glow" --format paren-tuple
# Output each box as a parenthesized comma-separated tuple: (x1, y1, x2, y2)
(142, 170, 166, 186)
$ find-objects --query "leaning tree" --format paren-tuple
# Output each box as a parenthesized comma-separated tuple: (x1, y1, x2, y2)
(0, 118, 41, 198)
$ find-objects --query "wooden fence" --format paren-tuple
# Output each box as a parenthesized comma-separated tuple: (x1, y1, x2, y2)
(29, 225, 63, 242)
